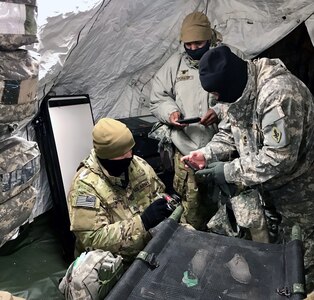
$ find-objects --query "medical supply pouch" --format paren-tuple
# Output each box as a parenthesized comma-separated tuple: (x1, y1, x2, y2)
(59, 249, 123, 300)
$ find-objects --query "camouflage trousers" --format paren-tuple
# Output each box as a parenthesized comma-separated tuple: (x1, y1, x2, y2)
(206, 189, 269, 243)
(268, 171, 314, 294)
(276, 221, 314, 293)
(173, 150, 217, 230)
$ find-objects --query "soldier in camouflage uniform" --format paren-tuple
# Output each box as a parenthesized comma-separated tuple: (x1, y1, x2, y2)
(150, 12, 243, 230)
(182, 46, 314, 292)
(67, 118, 169, 262)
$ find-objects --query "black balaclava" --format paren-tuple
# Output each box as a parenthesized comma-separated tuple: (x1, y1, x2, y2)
(98, 156, 133, 178)
(184, 40, 210, 61)
(199, 45, 248, 103)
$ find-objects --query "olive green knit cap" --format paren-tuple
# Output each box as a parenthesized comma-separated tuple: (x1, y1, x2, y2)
(93, 118, 135, 159)
(180, 12, 212, 43)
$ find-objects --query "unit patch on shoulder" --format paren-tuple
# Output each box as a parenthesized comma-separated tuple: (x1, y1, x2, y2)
(271, 126, 282, 143)
(76, 195, 96, 208)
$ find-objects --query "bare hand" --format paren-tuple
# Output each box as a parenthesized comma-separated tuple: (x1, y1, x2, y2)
(200, 109, 218, 127)
(181, 151, 206, 170)
(169, 111, 187, 128)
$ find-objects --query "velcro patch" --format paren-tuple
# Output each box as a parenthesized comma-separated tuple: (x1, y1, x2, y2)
(76, 195, 96, 208)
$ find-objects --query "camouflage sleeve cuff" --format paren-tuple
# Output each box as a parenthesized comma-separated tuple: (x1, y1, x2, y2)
(223, 162, 233, 183)
(198, 146, 213, 166)
(134, 214, 147, 233)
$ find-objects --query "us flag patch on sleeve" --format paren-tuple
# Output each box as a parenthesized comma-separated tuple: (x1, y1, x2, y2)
(76, 195, 96, 208)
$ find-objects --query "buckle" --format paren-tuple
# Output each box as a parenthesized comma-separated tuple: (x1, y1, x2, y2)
(136, 251, 159, 269)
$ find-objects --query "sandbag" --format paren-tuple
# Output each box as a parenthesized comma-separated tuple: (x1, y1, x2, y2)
(0, 136, 40, 247)
(0, 49, 39, 138)
(0, 0, 38, 50)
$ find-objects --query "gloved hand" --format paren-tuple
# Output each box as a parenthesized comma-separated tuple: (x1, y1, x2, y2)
(195, 162, 237, 197)
(141, 198, 172, 231)
(195, 162, 223, 184)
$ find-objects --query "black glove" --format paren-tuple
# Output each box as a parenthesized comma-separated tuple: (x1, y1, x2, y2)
(195, 162, 225, 183)
(141, 198, 172, 231)
(195, 162, 237, 197)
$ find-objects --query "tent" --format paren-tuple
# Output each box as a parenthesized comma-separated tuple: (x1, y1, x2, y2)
(32, 0, 314, 216)
(0, 0, 314, 298)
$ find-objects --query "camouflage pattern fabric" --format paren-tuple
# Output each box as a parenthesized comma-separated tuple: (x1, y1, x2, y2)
(0, 50, 39, 135)
(268, 168, 314, 292)
(0, 185, 36, 248)
(148, 121, 172, 145)
(0, 136, 40, 247)
(206, 204, 237, 237)
(0, 1, 37, 50)
(59, 249, 123, 300)
(173, 150, 217, 230)
(148, 121, 174, 170)
(230, 189, 269, 242)
(0, 0, 36, 4)
(67, 151, 165, 261)
(199, 58, 314, 292)
(207, 189, 269, 243)
(0, 123, 18, 143)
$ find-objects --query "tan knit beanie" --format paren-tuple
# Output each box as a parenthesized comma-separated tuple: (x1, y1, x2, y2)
(180, 12, 212, 43)
(93, 118, 135, 159)
(0, 291, 25, 300)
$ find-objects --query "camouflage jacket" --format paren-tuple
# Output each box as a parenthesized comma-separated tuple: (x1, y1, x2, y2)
(67, 150, 165, 260)
(200, 58, 314, 191)
(150, 44, 244, 155)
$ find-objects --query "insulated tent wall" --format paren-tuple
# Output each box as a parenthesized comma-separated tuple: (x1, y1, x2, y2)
(36, 0, 314, 120)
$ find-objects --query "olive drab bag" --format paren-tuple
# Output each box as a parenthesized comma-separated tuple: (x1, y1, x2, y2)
(59, 249, 124, 300)
(0, 136, 40, 248)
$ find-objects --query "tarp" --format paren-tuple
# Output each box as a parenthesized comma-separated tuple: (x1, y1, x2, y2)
(0, 210, 68, 299)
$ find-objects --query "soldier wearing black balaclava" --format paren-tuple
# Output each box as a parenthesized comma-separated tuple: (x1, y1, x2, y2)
(67, 118, 169, 261)
(182, 46, 314, 293)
